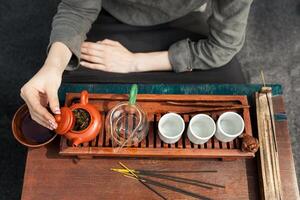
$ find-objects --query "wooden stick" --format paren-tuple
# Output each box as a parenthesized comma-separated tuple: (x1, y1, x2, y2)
(256, 87, 283, 200)
(171, 105, 250, 114)
(165, 101, 241, 107)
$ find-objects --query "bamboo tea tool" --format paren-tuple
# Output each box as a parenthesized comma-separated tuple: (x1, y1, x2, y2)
(256, 73, 283, 199)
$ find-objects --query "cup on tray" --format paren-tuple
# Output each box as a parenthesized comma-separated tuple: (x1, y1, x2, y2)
(187, 114, 216, 144)
(215, 112, 245, 143)
(158, 113, 185, 144)
(158, 111, 244, 144)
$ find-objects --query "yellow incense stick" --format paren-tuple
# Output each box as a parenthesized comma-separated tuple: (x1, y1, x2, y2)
(123, 174, 137, 180)
(111, 168, 136, 173)
(119, 162, 139, 179)
(260, 70, 266, 87)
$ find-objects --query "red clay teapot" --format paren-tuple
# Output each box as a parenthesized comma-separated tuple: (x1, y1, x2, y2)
(55, 90, 101, 146)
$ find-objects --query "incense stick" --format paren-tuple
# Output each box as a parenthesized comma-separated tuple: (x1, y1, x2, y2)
(112, 168, 222, 189)
(119, 162, 138, 178)
(114, 163, 216, 200)
(119, 163, 167, 200)
(260, 70, 266, 87)
(124, 175, 167, 200)
(137, 169, 218, 173)
(139, 172, 225, 189)
(111, 168, 217, 174)
(138, 172, 213, 189)
(123, 173, 211, 200)
(140, 176, 212, 200)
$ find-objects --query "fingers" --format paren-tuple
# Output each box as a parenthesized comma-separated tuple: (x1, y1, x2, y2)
(81, 47, 103, 57)
(80, 61, 106, 71)
(22, 94, 54, 130)
(100, 39, 121, 46)
(81, 42, 105, 51)
(21, 93, 49, 127)
(81, 42, 105, 65)
(31, 100, 58, 130)
(21, 87, 57, 130)
(80, 54, 104, 64)
(47, 89, 60, 115)
(30, 109, 53, 130)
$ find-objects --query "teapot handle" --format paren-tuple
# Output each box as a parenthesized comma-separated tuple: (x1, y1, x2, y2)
(80, 90, 89, 105)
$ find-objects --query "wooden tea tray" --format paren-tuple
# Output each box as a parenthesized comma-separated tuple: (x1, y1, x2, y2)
(59, 93, 254, 159)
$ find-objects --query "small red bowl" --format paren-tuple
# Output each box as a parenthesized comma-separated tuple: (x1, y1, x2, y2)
(11, 104, 57, 148)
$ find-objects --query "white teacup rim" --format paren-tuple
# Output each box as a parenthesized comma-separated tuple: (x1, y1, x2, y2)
(217, 112, 245, 138)
(158, 112, 185, 139)
(189, 114, 216, 140)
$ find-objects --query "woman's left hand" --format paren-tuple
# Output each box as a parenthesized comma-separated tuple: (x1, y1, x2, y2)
(80, 39, 137, 73)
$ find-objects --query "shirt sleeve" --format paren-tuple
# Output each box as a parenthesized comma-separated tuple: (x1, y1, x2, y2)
(48, 0, 101, 70)
(168, 0, 253, 73)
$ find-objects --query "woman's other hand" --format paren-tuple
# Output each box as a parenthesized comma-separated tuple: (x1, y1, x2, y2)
(80, 39, 172, 73)
(80, 39, 137, 73)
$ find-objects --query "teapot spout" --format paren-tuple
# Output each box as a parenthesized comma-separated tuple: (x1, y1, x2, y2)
(72, 138, 82, 147)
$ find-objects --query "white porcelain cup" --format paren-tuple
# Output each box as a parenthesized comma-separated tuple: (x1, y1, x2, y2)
(187, 114, 216, 144)
(158, 113, 185, 144)
(215, 112, 245, 143)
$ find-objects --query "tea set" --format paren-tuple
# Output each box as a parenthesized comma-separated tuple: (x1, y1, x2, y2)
(158, 111, 244, 145)
(12, 85, 245, 148)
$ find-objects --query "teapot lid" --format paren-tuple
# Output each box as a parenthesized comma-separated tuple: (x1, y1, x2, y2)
(55, 107, 74, 134)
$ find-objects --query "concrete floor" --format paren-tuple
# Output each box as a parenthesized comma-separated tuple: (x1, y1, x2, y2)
(0, 0, 299, 199)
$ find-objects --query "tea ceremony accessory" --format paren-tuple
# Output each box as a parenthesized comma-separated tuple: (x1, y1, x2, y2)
(12, 104, 57, 147)
(215, 111, 245, 143)
(158, 112, 185, 144)
(112, 162, 223, 200)
(105, 84, 149, 151)
(54, 90, 101, 146)
(59, 91, 259, 159)
(187, 114, 216, 144)
(256, 86, 282, 200)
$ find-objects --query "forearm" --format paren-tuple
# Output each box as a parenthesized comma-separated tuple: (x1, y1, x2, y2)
(49, 0, 101, 71)
(134, 51, 172, 72)
(43, 42, 72, 73)
(168, 0, 253, 72)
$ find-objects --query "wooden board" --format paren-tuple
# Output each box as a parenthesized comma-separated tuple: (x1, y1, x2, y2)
(59, 93, 254, 159)
(21, 96, 299, 200)
(256, 88, 283, 200)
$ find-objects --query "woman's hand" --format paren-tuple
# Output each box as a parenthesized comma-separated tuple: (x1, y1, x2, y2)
(20, 42, 72, 130)
(21, 66, 62, 130)
(80, 39, 137, 73)
(80, 39, 172, 73)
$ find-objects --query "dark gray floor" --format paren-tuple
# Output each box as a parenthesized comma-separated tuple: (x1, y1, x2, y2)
(0, 0, 299, 199)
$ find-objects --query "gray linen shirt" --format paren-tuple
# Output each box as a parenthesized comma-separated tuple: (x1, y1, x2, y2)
(50, 0, 253, 72)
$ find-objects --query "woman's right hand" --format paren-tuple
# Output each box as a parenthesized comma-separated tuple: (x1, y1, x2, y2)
(20, 65, 62, 130)
(20, 42, 72, 130)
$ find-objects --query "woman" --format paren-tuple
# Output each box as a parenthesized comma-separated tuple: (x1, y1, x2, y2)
(20, 0, 253, 129)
